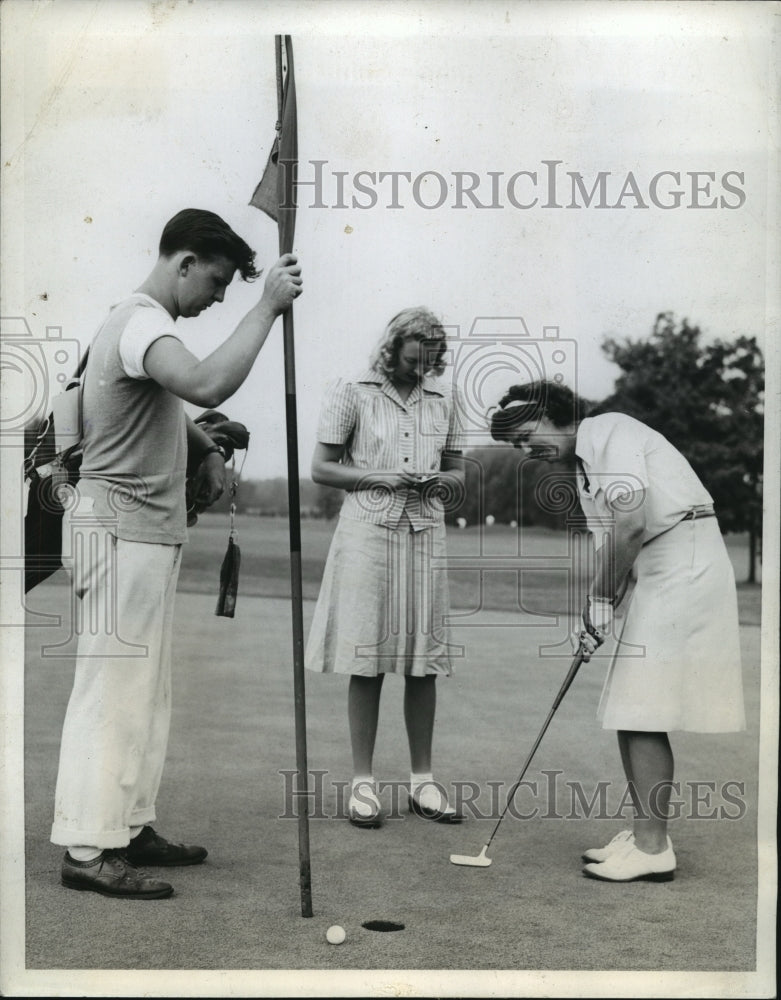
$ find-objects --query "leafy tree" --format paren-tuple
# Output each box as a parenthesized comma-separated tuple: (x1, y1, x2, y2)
(598, 313, 764, 581)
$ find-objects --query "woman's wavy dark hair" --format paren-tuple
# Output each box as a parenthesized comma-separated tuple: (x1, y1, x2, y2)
(369, 307, 448, 377)
(490, 380, 583, 441)
(159, 208, 260, 281)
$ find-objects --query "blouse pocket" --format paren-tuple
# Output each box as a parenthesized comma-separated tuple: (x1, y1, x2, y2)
(352, 387, 394, 469)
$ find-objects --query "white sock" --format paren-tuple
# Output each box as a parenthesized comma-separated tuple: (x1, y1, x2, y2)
(410, 772, 454, 813)
(68, 846, 102, 862)
(409, 771, 434, 796)
(350, 775, 378, 817)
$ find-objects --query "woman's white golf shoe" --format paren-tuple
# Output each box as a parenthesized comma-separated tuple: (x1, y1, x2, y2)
(582, 829, 634, 863)
(582, 830, 674, 864)
(582, 838, 676, 882)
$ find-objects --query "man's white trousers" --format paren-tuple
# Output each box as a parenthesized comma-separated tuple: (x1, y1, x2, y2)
(51, 515, 182, 849)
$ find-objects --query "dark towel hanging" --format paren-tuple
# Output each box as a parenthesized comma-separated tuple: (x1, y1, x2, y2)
(215, 535, 241, 618)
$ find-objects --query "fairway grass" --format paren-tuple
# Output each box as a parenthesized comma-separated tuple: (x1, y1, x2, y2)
(177, 514, 761, 621)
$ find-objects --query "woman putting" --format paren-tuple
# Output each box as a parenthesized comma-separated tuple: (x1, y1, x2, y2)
(490, 380, 745, 882)
(305, 308, 466, 828)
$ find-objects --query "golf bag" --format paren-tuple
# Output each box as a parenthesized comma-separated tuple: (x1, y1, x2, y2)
(23, 354, 88, 593)
(23, 390, 250, 593)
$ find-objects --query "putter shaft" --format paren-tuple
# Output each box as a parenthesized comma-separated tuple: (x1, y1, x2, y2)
(449, 651, 585, 869)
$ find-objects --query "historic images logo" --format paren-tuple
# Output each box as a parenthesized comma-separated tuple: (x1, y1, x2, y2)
(280, 159, 747, 211)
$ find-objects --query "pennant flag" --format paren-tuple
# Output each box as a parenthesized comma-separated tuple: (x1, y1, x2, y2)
(249, 137, 280, 222)
(250, 35, 298, 256)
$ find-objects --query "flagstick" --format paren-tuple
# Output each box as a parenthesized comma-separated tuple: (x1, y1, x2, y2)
(275, 34, 313, 919)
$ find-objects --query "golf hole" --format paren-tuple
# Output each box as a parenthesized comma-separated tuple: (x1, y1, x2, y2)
(362, 920, 405, 933)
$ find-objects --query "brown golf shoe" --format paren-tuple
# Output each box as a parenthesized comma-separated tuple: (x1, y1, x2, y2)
(61, 850, 173, 899)
(120, 825, 208, 867)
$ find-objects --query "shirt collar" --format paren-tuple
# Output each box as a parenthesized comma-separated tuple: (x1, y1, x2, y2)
(116, 292, 175, 321)
(574, 426, 594, 494)
(355, 367, 445, 401)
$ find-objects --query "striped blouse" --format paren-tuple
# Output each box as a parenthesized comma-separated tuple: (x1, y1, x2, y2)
(316, 367, 466, 529)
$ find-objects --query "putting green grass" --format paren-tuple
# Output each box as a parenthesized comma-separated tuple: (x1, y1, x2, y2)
(20, 518, 767, 989)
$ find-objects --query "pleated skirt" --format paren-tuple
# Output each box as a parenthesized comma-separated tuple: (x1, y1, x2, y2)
(305, 516, 454, 677)
(597, 516, 746, 733)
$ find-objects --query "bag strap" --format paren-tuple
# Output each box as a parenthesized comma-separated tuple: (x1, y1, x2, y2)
(74, 346, 90, 378)
(24, 347, 90, 478)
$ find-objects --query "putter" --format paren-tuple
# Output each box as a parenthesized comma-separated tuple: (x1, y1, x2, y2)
(450, 649, 586, 868)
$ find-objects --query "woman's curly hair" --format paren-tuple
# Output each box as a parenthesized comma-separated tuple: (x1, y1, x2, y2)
(369, 307, 448, 377)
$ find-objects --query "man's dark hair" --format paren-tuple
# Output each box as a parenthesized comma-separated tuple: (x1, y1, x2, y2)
(159, 209, 260, 281)
(490, 380, 581, 441)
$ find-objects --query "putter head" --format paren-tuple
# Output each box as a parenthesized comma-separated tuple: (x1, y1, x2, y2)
(449, 845, 492, 868)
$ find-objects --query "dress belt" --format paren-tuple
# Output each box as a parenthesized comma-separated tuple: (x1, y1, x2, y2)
(680, 505, 716, 521)
(646, 505, 716, 545)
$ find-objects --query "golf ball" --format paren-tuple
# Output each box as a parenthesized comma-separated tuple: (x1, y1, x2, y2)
(326, 925, 346, 945)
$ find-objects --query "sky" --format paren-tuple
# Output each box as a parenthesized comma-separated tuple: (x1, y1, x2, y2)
(2, 0, 777, 484)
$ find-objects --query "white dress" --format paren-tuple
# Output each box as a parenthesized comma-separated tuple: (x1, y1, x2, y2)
(576, 413, 745, 734)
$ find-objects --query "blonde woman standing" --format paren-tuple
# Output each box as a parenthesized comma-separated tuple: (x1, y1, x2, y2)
(305, 308, 466, 828)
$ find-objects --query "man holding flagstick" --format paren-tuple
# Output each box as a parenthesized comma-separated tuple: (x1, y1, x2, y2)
(53, 209, 302, 900)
